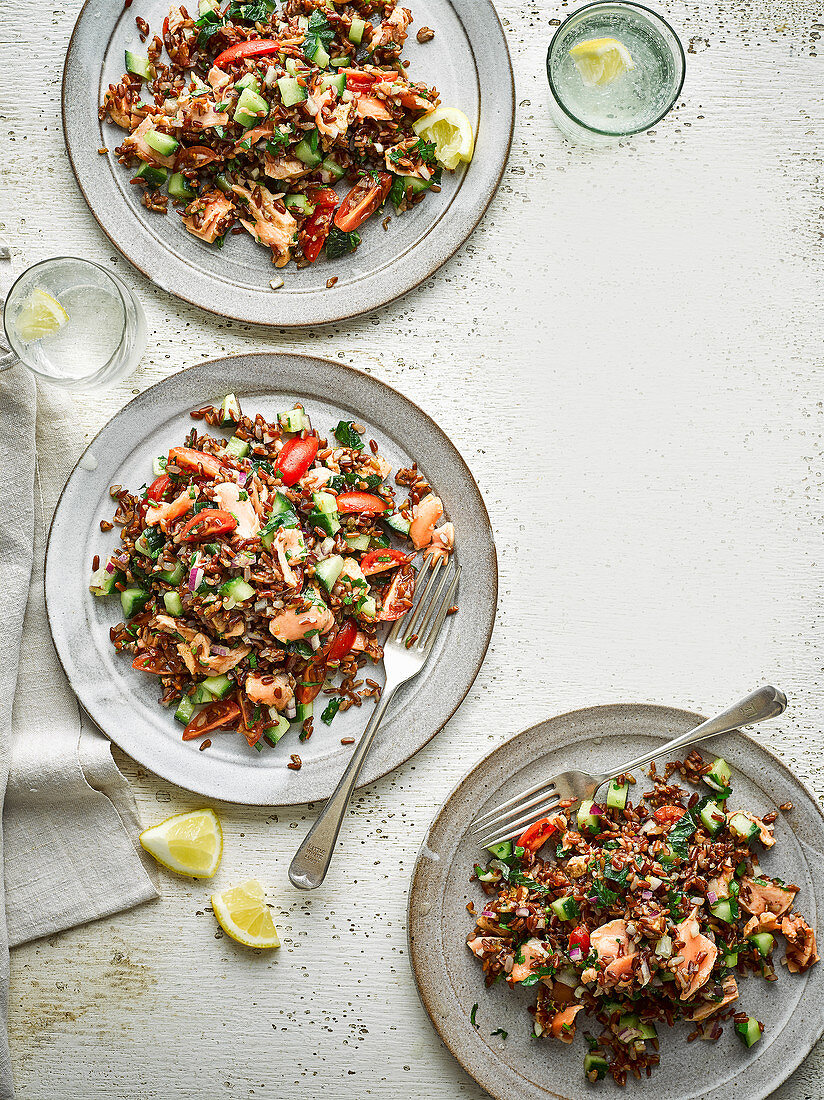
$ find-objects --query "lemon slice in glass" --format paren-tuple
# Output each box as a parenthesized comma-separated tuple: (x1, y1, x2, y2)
(569, 37, 635, 87)
(139, 807, 223, 878)
(13, 287, 69, 344)
(412, 106, 474, 171)
(211, 879, 281, 949)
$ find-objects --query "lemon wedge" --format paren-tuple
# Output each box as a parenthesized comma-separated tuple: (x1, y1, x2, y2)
(569, 37, 635, 87)
(211, 879, 281, 949)
(139, 808, 223, 878)
(13, 287, 69, 344)
(412, 106, 474, 171)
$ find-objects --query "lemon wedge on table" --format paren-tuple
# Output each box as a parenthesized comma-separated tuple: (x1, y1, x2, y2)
(13, 287, 69, 344)
(139, 808, 223, 878)
(211, 879, 281, 949)
(569, 37, 635, 87)
(412, 106, 474, 171)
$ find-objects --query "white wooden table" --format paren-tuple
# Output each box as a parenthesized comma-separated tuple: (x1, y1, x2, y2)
(2, 0, 823, 1094)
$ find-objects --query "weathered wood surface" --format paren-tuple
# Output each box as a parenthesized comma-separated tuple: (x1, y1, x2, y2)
(1, 0, 823, 1094)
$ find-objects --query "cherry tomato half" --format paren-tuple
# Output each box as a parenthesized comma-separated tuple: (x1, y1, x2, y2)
(334, 173, 393, 233)
(177, 508, 238, 543)
(516, 817, 557, 854)
(276, 436, 319, 486)
(325, 619, 359, 663)
(360, 548, 413, 575)
(301, 206, 335, 264)
(146, 474, 171, 502)
(213, 39, 281, 68)
(132, 652, 174, 675)
(568, 925, 590, 955)
(182, 699, 241, 740)
(335, 491, 388, 515)
(654, 805, 687, 825)
(379, 564, 415, 621)
(168, 447, 222, 478)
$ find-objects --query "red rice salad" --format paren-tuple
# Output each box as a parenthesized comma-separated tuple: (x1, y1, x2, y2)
(468, 753, 818, 1085)
(100, 0, 472, 266)
(89, 394, 454, 753)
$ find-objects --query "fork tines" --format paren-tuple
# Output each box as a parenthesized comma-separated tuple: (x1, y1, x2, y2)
(389, 554, 460, 651)
(474, 780, 561, 849)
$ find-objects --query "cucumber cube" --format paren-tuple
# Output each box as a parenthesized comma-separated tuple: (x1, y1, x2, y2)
(220, 393, 242, 424)
(348, 16, 366, 43)
(728, 812, 759, 844)
(201, 673, 233, 699)
(278, 76, 307, 107)
(133, 163, 168, 187)
(584, 1053, 608, 1081)
(735, 1016, 763, 1048)
(225, 435, 250, 458)
(125, 49, 152, 80)
(549, 895, 579, 922)
(699, 800, 725, 837)
(163, 591, 183, 616)
(174, 695, 195, 724)
(315, 554, 344, 592)
(145, 129, 179, 156)
(606, 779, 628, 811)
(168, 172, 196, 201)
(120, 587, 149, 617)
(749, 932, 774, 958)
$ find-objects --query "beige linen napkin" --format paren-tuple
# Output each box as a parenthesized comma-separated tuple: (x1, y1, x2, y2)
(0, 366, 158, 1098)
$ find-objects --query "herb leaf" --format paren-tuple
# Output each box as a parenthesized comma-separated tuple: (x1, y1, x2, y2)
(667, 810, 698, 860)
(303, 9, 335, 61)
(325, 226, 361, 260)
(333, 421, 364, 450)
(470, 1003, 479, 1028)
(321, 698, 341, 725)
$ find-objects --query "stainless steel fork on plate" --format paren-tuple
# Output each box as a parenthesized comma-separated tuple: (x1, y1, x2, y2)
(289, 553, 461, 890)
(474, 685, 788, 850)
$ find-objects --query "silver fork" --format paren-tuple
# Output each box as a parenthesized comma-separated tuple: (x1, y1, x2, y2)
(474, 685, 787, 850)
(289, 554, 461, 890)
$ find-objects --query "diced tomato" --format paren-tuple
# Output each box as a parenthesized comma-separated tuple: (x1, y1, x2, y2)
(344, 71, 397, 90)
(516, 816, 557, 854)
(168, 447, 222, 478)
(294, 620, 358, 704)
(334, 173, 393, 233)
(213, 39, 281, 68)
(177, 508, 237, 543)
(276, 436, 319, 486)
(360, 548, 413, 575)
(325, 619, 358, 663)
(379, 563, 415, 621)
(568, 925, 591, 955)
(308, 187, 339, 210)
(654, 805, 687, 825)
(300, 206, 335, 263)
(335, 491, 388, 514)
(132, 652, 174, 675)
(146, 474, 171, 502)
(182, 699, 241, 739)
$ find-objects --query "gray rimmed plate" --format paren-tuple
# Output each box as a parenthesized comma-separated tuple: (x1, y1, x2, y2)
(408, 704, 824, 1100)
(61, 0, 514, 326)
(45, 353, 497, 805)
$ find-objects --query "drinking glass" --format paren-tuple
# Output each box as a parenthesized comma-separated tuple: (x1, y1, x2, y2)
(0, 257, 147, 390)
(546, 1, 686, 146)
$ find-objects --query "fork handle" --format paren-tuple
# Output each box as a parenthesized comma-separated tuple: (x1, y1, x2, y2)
(288, 678, 400, 890)
(600, 685, 787, 785)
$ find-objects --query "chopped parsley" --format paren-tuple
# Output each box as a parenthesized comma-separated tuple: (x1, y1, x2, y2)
(227, 0, 276, 22)
(265, 129, 291, 155)
(321, 698, 341, 725)
(303, 9, 335, 61)
(195, 8, 230, 47)
(520, 964, 555, 987)
(591, 878, 618, 910)
(333, 420, 364, 450)
(667, 809, 698, 860)
(330, 470, 381, 492)
(325, 226, 361, 259)
(491, 1028, 508, 1040)
(470, 1003, 479, 1028)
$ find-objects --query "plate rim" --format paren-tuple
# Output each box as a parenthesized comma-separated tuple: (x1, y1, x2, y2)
(407, 701, 824, 1100)
(44, 351, 498, 805)
(60, 0, 515, 327)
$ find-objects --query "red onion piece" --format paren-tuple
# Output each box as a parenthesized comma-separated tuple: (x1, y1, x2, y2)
(706, 891, 717, 904)
(188, 565, 204, 592)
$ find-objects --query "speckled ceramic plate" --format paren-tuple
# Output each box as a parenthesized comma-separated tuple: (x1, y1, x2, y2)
(408, 704, 824, 1100)
(45, 353, 497, 805)
(61, 0, 513, 326)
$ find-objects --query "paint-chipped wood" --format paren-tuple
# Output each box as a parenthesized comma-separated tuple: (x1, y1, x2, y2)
(1, 0, 823, 1094)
